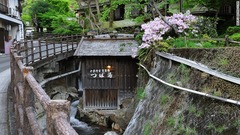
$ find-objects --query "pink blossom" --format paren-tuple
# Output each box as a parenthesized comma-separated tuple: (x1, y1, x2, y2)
(140, 11, 197, 49)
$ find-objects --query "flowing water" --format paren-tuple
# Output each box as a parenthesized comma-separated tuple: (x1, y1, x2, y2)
(70, 100, 115, 135)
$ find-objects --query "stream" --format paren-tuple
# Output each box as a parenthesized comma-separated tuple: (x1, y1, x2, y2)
(70, 100, 116, 135)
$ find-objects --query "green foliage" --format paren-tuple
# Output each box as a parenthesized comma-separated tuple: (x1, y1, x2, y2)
(207, 122, 215, 130)
(168, 114, 196, 135)
(226, 26, 240, 35)
(219, 58, 228, 66)
(167, 117, 176, 127)
(144, 122, 151, 135)
(207, 122, 227, 134)
(188, 105, 203, 117)
(215, 125, 226, 134)
(159, 94, 170, 105)
(154, 41, 171, 52)
(22, 0, 81, 34)
(167, 73, 177, 85)
(177, 64, 190, 84)
(234, 119, 240, 127)
(188, 105, 196, 113)
(196, 16, 218, 38)
(170, 38, 196, 48)
(229, 33, 240, 41)
(167, 36, 220, 49)
(213, 90, 222, 97)
(137, 87, 146, 99)
(51, 15, 82, 35)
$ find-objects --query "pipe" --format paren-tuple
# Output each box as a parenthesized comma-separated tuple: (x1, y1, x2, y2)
(139, 63, 240, 106)
(40, 62, 81, 86)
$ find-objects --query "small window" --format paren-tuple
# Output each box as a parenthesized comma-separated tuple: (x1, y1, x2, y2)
(114, 4, 125, 21)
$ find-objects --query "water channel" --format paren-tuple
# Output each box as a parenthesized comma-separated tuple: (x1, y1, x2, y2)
(70, 100, 116, 135)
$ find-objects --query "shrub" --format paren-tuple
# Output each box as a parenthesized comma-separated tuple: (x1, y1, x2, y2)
(229, 33, 240, 41)
(196, 16, 218, 38)
(226, 26, 240, 35)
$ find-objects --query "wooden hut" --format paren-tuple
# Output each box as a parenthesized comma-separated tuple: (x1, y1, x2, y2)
(74, 34, 139, 109)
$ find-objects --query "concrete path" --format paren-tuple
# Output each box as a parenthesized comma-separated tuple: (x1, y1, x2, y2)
(0, 54, 10, 72)
(0, 68, 11, 135)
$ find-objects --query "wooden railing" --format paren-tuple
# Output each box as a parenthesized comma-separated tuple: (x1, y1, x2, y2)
(10, 35, 82, 135)
(16, 35, 81, 65)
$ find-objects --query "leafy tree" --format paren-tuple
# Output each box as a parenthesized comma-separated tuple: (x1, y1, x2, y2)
(22, 0, 81, 34)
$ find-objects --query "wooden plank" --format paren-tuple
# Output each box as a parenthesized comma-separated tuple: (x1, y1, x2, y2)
(156, 51, 240, 85)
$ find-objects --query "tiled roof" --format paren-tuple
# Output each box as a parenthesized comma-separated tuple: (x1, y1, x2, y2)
(74, 34, 139, 56)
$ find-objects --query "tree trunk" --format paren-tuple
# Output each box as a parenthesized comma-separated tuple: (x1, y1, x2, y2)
(109, 0, 114, 28)
(150, 0, 179, 35)
(95, 0, 101, 21)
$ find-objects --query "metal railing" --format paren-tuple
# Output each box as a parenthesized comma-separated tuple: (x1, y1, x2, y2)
(10, 35, 82, 135)
(140, 52, 240, 106)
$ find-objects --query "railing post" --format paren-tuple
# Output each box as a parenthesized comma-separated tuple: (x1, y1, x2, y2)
(31, 40, 34, 63)
(53, 37, 56, 55)
(38, 39, 42, 60)
(225, 35, 229, 46)
(10, 47, 16, 89)
(71, 35, 74, 50)
(23, 67, 34, 135)
(67, 36, 69, 52)
(46, 39, 49, 58)
(24, 41, 29, 65)
(13, 55, 24, 134)
(61, 35, 63, 53)
(46, 100, 71, 134)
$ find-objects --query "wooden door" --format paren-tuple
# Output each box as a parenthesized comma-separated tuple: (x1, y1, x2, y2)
(82, 57, 118, 109)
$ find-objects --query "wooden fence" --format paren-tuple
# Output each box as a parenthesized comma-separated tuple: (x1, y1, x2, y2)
(10, 35, 82, 135)
(187, 36, 240, 46)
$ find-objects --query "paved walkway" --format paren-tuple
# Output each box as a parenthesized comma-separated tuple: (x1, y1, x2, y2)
(0, 68, 11, 135)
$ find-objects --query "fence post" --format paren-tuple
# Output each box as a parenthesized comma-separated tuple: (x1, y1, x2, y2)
(46, 39, 49, 58)
(10, 47, 16, 89)
(67, 36, 69, 52)
(46, 100, 71, 134)
(13, 55, 24, 134)
(38, 39, 42, 60)
(22, 67, 35, 135)
(53, 37, 56, 55)
(225, 35, 229, 46)
(61, 35, 63, 53)
(24, 41, 29, 65)
(71, 35, 74, 50)
(31, 40, 34, 63)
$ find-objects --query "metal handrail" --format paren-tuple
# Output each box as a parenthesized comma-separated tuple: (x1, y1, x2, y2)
(139, 63, 240, 106)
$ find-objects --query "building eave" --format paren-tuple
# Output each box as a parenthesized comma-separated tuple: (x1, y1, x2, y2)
(0, 13, 22, 25)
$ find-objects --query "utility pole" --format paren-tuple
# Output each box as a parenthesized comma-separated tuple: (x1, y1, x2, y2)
(237, 1, 240, 26)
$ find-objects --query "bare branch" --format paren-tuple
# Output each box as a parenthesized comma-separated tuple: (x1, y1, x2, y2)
(149, 1, 179, 35)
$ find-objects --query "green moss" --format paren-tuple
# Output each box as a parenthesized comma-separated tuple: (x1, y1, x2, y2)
(137, 87, 146, 99)
(219, 58, 229, 66)
(167, 117, 176, 127)
(144, 122, 152, 135)
(229, 33, 240, 41)
(160, 94, 170, 105)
